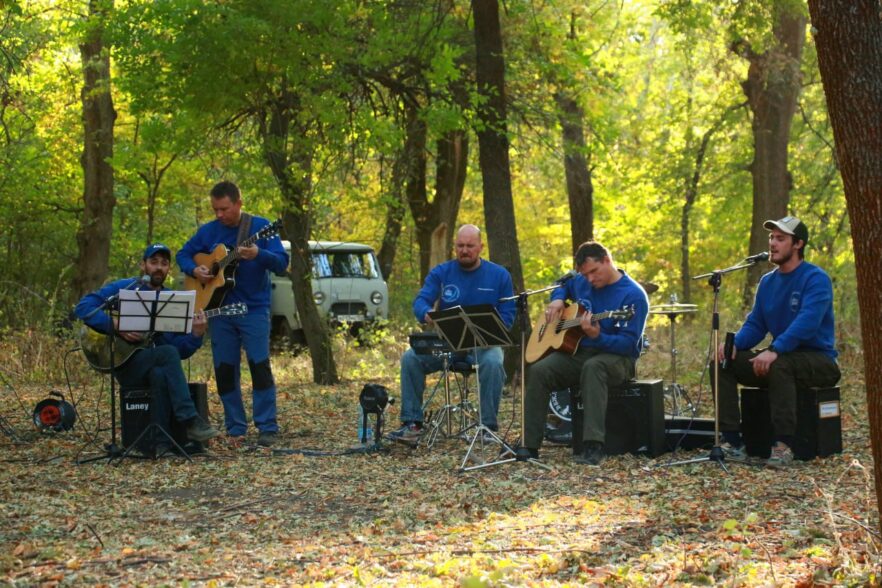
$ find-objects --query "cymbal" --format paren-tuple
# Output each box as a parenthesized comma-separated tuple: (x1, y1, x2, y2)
(639, 281, 660, 295)
(649, 302, 698, 316)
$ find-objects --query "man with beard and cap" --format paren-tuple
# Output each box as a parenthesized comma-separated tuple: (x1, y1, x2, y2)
(388, 224, 516, 443)
(715, 216, 841, 468)
(75, 243, 220, 445)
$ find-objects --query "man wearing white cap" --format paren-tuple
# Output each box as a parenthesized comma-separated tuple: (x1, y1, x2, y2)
(716, 216, 840, 468)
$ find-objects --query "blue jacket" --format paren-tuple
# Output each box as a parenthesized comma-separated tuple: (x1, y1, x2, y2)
(176, 216, 289, 309)
(735, 261, 837, 360)
(413, 259, 516, 329)
(550, 272, 648, 359)
(75, 278, 203, 359)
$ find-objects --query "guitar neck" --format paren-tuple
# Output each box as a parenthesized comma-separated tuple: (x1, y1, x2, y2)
(216, 228, 269, 272)
(556, 310, 616, 330)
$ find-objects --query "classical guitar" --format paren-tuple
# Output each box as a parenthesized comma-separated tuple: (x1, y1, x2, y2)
(525, 304, 635, 364)
(79, 303, 248, 372)
(184, 219, 283, 311)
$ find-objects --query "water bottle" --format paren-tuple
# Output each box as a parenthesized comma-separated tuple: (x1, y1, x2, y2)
(357, 404, 373, 444)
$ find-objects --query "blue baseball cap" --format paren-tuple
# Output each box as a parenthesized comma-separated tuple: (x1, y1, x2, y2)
(143, 243, 172, 260)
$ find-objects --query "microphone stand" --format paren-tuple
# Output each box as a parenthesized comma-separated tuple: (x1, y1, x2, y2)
(658, 257, 760, 472)
(499, 282, 562, 471)
(79, 277, 145, 464)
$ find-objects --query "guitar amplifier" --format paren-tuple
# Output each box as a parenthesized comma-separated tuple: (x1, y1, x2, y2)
(740, 386, 842, 460)
(665, 416, 715, 452)
(120, 382, 209, 456)
(572, 379, 665, 457)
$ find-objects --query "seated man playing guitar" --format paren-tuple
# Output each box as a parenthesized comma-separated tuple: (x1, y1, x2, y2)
(523, 241, 648, 465)
(75, 243, 220, 445)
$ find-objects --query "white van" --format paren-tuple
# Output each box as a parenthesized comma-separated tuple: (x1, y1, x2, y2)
(271, 240, 389, 342)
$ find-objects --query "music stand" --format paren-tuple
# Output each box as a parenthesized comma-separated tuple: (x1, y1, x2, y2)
(429, 304, 516, 471)
(107, 289, 196, 463)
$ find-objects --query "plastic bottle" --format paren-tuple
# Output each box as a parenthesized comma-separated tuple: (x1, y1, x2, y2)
(357, 404, 373, 444)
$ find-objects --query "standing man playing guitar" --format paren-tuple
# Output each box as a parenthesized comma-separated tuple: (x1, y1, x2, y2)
(177, 181, 289, 447)
(75, 243, 220, 444)
(523, 241, 648, 465)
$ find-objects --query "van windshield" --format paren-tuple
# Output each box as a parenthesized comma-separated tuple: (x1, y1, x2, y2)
(312, 251, 381, 279)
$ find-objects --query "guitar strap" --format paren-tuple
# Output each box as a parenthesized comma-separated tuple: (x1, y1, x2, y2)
(236, 213, 253, 247)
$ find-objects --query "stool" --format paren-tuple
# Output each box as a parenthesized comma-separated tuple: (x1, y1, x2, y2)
(740, 386, 842, 460)
(422, 358, 479, 448)
(571, 379, 665, 457)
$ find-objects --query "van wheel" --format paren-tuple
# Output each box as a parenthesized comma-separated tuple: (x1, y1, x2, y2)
(272, 319, 306, 351)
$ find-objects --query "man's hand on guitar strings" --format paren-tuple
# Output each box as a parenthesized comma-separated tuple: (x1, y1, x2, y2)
(237, 244, 258, 260)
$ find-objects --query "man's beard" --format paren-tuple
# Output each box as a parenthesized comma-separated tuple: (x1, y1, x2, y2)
(149, 273, 166, 288)
(458, 257, 479, 270)
(772, 249, 793, 266)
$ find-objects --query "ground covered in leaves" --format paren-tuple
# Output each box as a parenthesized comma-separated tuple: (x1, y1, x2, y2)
(1, 325, 880, 586)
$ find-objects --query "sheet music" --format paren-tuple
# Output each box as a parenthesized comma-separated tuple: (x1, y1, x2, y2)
(118, 289, 196, 333)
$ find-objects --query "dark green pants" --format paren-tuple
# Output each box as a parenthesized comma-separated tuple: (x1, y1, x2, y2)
(524, 347, 635, 449)
(716, 350, 841, 437)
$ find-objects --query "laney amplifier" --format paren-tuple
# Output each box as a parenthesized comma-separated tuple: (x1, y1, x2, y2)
(740, 386, 842, 460)
(572, 379, 665, 457)
(120, 383, 209, 456)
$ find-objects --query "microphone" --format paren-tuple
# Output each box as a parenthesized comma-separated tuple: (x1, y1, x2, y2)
(554, 270, 578, 284)
(722, 331, 736, 370)
(744, 251, 770, 264)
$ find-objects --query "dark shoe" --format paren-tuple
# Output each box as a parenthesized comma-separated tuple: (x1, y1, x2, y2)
(573, 441, 605, 466)
(766, 443, 794, 468)
(386, 422, 422, 443)
(186, 417, 220, 442)
(257, 431, 278, 447)
(720, 442, 748, 462)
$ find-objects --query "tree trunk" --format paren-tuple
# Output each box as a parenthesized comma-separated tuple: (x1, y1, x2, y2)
(555, 92, 594, 252)
(471, 0, 524, 293)
(376, 153, 406, 281)
(72, 0, 116, 300)
(431, 129, 468, 266)
(138, 154, 177, 246)
(404, 104, 468, 282)
(260, 90, 338, 385)
(739, 9, 806, 306)
(807, 0, 882, 529)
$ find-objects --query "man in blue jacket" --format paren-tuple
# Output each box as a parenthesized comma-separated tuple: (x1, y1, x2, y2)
(523, 241, 649, 465)
(75, 243, 219, 446)
(717, 216, 840, 468)
(389, 224, 516, 443)
(177, 181, 289, 447)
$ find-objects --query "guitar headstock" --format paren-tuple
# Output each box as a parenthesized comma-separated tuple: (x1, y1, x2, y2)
(612, 305, 635, 327)
(220, 303, 248, 317)
(257, 219, 283, 240)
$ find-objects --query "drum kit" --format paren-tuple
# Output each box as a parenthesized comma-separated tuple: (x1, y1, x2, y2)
(648, 294, 698, 417)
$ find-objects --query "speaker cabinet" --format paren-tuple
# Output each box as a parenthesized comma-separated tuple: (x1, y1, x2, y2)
(120, 382, 209, 456)
(665, 416, 715, 452)
(572, 379, 665, 457)
(740, 386, 842, 460)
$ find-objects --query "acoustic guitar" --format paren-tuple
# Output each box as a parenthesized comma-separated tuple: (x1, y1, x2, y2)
(184, 220, 283, 311)
(79, 303, 248, 372)
(525, 304, 635, 364)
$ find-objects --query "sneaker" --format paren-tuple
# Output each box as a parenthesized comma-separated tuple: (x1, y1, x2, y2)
(720, 442, 748, 462)
(573, 441, 605, 466)
(766, 444, 794, 468)
(387, 422, 422, 443)
(186, 417, 220, 442)
(257, 431, 278, 447)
